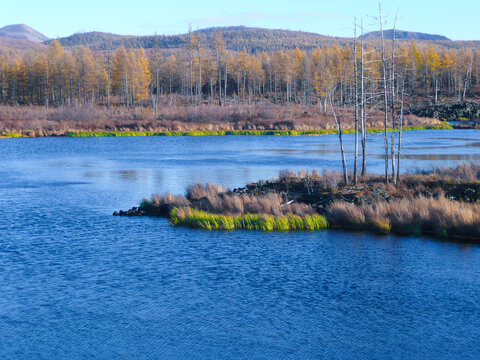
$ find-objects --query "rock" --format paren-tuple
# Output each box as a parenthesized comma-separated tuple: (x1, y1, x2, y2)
(412, 101, 480, 121)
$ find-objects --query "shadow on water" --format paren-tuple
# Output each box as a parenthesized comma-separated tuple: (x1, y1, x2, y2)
(373, 154, 480, 161)
(405, 142, 480, 150)
(111, 170, 150, 181)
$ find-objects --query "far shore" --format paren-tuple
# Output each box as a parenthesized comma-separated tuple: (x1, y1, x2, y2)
(0, 103, 452, 138)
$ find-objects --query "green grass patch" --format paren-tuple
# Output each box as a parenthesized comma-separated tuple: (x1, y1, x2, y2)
(0, 133, 24, 138)
(65, 125, 452, 138)
(169, 207, 329, 232)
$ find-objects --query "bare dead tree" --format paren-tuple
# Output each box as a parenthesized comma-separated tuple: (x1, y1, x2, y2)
(353, 18, 359, 186)
(360, 19, 367, 176)
(224, 59, 228, 105)
(197, 42, 202, 106)
(396, 64, 408, 184)
(187, 24, 195, 105)
(390, 11, 398, 184)
(330, 95, 348, 185)
(105, 51, 112, 108)
(462, 49, 473, 101)
(214, 32, 225, 106)
(152, 34, 161, 115)
(379, 3, 389, 183)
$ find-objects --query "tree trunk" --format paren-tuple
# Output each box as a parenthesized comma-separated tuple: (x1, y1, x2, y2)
(217, 52, 222, 106)
(396, 66, 407, 184)
(353, 19, 359, 186)
(360, 19, 367, 176)
(390, 14, 397, 184)
(330, 97, 348, 185)
(224, 62, 228, 105)
(379, 4, 389, 183)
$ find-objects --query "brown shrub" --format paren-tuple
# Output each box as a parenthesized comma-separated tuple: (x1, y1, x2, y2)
(432, 163, 480, 182)
(327, 202, 366, 228)
(319, 170, 343, 189)
(47, 105, 98, 122)
(221, 195, 245, 214)
(186, 183, 225, 200)
(151, 192, 190, 208)
(279, 170, 297, 182)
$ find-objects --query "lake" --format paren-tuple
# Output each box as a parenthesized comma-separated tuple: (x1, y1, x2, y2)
(1, 129, 480, 359)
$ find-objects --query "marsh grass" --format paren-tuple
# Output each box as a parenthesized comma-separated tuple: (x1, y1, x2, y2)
(170, 207, 329, 231)
(327, 196, 480, 239)
(63, 125, 451, 138)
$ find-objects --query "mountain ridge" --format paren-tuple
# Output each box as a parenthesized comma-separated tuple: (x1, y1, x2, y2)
(1, 24, 473, 53)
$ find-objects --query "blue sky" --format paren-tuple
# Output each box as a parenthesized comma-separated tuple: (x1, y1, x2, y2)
(2, 0, 479, 40)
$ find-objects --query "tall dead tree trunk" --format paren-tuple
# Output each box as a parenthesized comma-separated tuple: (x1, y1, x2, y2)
(390, 13, 397, 184)
(224, 61, 228, 105)
(197, 46, 202, 106)
(379, 3, 389, 183)
(106, 52, 111, 108)
(217, 53, 222, 106)
(360, 20, 367, 176)
(353, 19, 359, 186)
(462, 55, 473, 101)
(330, 96, 348, 185)
(396, 65, 407, 184)
(188, 25, 194, 105)
(215, 32, 224, 106)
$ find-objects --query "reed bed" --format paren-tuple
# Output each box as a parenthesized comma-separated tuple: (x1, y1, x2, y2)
(327, 196, 480, 239)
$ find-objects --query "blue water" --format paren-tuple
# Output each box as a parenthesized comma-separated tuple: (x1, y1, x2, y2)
(1, 130, 480, 359)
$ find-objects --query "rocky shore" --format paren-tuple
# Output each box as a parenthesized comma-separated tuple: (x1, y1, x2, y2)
(413, 101, 480, 128)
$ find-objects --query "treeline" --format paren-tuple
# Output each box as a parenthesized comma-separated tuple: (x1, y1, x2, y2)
(0, 31, 479, 110)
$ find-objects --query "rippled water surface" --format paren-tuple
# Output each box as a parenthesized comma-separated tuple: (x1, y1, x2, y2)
(1, 130, 480, 359)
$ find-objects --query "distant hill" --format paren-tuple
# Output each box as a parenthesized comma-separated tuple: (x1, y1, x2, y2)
(48, 26, 346, 52)
(0, 37, 45, 51)
(0, 24, 49, 43)
(361, 29, 450, 41)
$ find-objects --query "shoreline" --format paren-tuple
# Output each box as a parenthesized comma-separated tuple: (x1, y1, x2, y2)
(0, 124, 453, 139)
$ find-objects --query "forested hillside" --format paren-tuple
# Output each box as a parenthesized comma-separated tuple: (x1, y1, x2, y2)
(47, 26, 341, 52)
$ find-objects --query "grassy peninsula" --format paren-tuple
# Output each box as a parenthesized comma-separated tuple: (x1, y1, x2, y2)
(115, 164, 480, 241)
